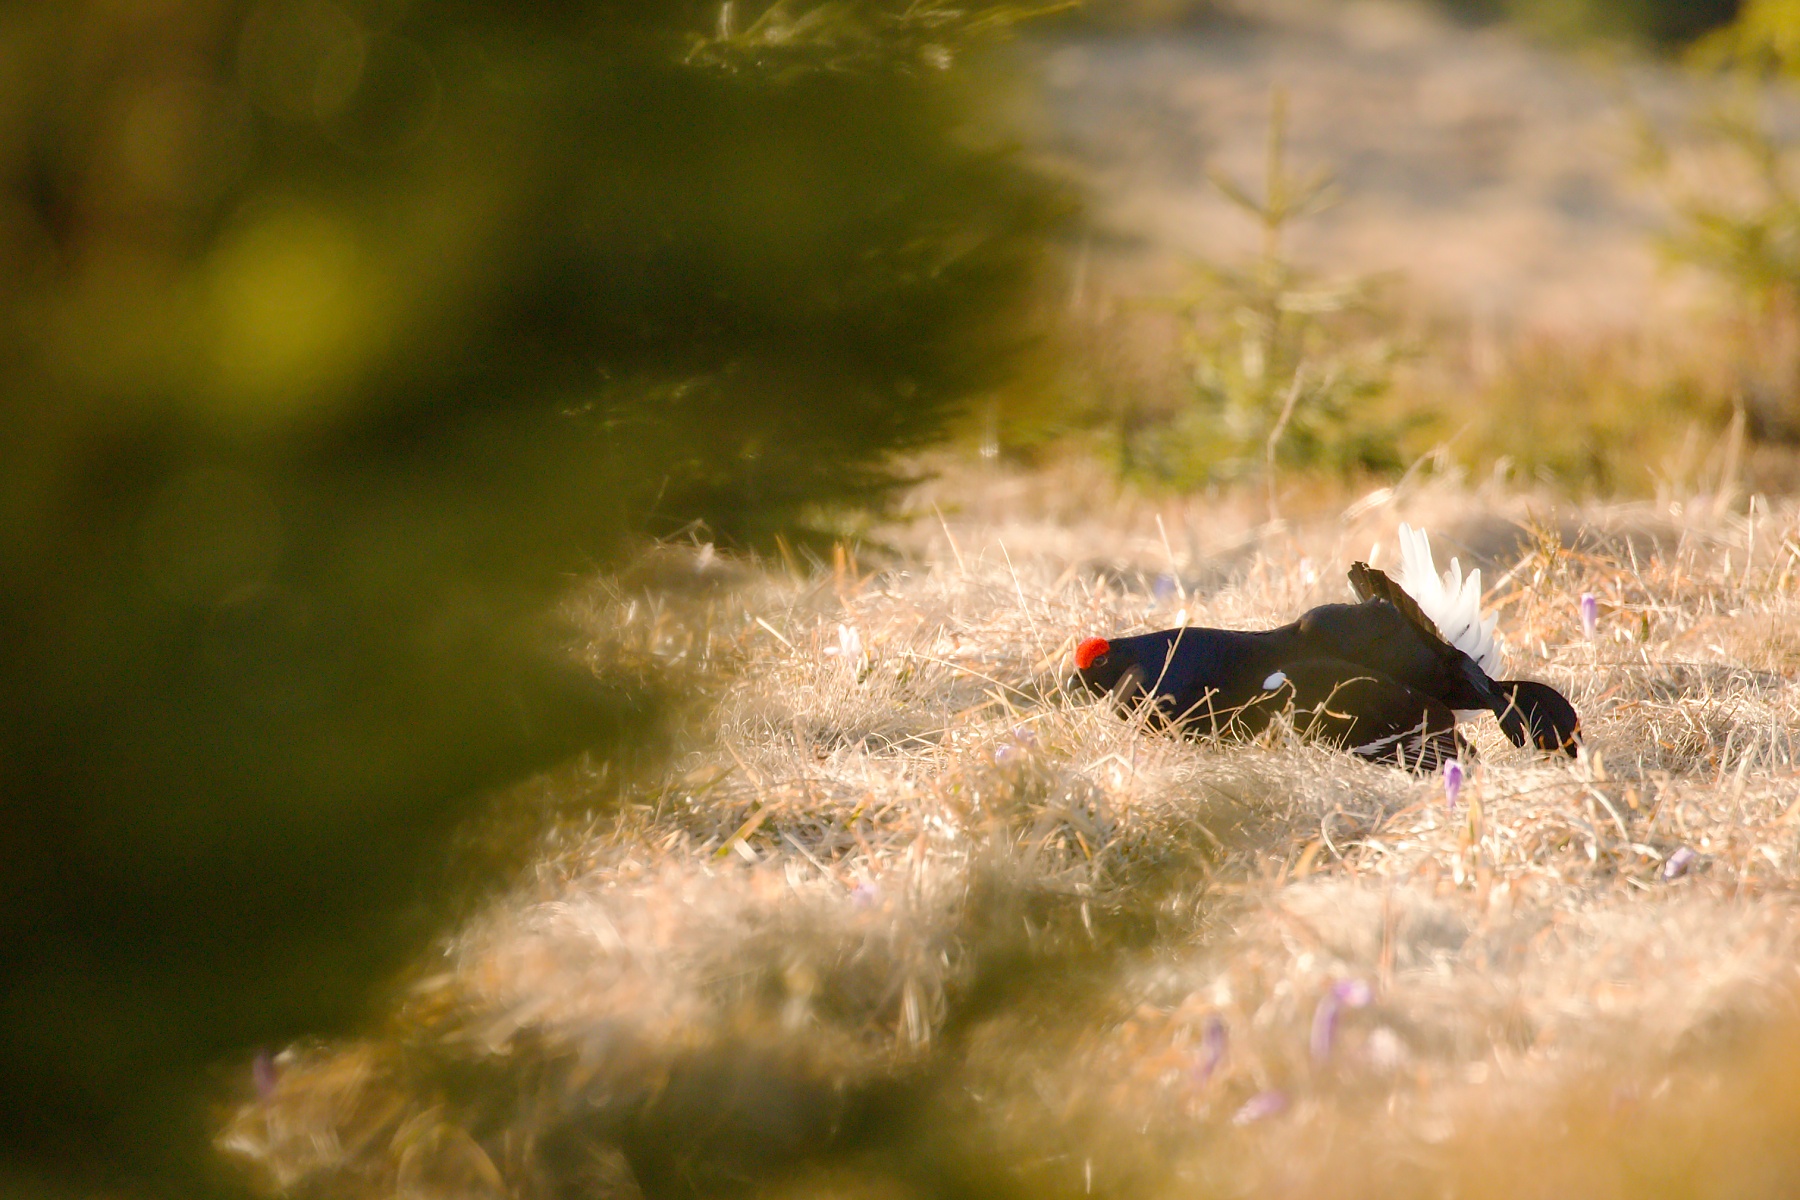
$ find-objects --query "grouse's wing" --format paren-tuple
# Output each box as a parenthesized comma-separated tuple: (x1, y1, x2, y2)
(1349, 562, 1499, 708)
(1348, 562, 1452, 651)
(1353, 718, 1463, 774)
(1275, 657, 1462, 774)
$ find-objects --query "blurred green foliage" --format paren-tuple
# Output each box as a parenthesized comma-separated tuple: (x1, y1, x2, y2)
(1656, 109, 1800, 314)
(688, 0, 1078, 69)
(1674, 8, 1800, 393)
(1428, 335, 1735, 494)
(0, 1, 1068, 1194)
(1699, 0, 1800, 70)
(1104, 94, 1413, 491)
(1629, 0, 1800, 451)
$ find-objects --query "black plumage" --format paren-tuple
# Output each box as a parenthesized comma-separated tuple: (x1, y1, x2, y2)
(1072, 561, 1580, 771)
(1346, 560, 1580, 754)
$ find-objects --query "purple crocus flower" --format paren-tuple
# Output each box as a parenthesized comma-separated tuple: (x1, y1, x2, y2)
(1443, 760, 1464, 811)
(1232, 1089, 1289, 1124)
(1310, 978, 1374, 1065)
(1193, 1014, 1228, 1084)
(1580, 593, 1598, 639)
(995, 726, 1038, 766)
(1663, 847, 1697, 880)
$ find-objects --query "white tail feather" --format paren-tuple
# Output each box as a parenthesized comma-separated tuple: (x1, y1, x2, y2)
(1395, 524, 1502, 675)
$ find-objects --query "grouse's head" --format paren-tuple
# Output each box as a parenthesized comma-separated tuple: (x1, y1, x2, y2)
(1073, 635, 1112, 683)
(1497, 680, 1581, 756)
(1073, 635, 1139, 698)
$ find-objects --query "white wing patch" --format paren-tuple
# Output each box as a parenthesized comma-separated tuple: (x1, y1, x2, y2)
(1262, 671, 1289, 691)
(1395, 523, 1502, 675)
(1350, 715, 1458, 772)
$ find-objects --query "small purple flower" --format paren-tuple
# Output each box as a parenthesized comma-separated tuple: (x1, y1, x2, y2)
(1580, 593, 1599, 639)
(996, 726, 1038, 766)
(1443, 760, 1464, 811)
(1310, 978, 1374, 1065)
(1153, 574, 1180, 606)
(1192, 1014, 1228, 1084)
(252, 1050, 280, 1100)
(851, 881, 882, 908)
(1663, 846, 1697, 881)
(1232, 1089, 1289, 1125)
(1309, 999, 1340, 1065)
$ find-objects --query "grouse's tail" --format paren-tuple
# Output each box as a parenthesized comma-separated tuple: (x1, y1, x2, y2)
(1494, 679, 1581, 756)
(1394, 524, 1502, 674)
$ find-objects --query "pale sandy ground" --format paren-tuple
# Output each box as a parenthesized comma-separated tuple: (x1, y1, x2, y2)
(1028, 0, 1718, 340)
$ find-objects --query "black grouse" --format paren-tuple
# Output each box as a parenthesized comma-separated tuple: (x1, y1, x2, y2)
(1072, 524, 1580, 771)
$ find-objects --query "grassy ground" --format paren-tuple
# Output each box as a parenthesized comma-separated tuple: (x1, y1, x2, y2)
(217, 458, 1800, 1199)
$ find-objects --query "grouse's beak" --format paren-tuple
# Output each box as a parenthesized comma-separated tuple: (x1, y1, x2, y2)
(1098, 663, 1148, 706)
(1068, 661, 1144, 708)
(1068, 663, 1126, 698)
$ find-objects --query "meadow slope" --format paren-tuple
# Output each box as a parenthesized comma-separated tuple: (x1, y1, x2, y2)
(221, 464, 1800, 1199)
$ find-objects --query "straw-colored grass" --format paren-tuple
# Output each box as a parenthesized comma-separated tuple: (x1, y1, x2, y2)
(219, 462, 1800, 1199)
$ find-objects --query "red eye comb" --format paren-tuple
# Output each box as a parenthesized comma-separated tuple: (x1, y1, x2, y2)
(1075, 637, 1110, 670)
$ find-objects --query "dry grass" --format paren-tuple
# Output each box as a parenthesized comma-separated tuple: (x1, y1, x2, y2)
(218, 463, 1800, 1199)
